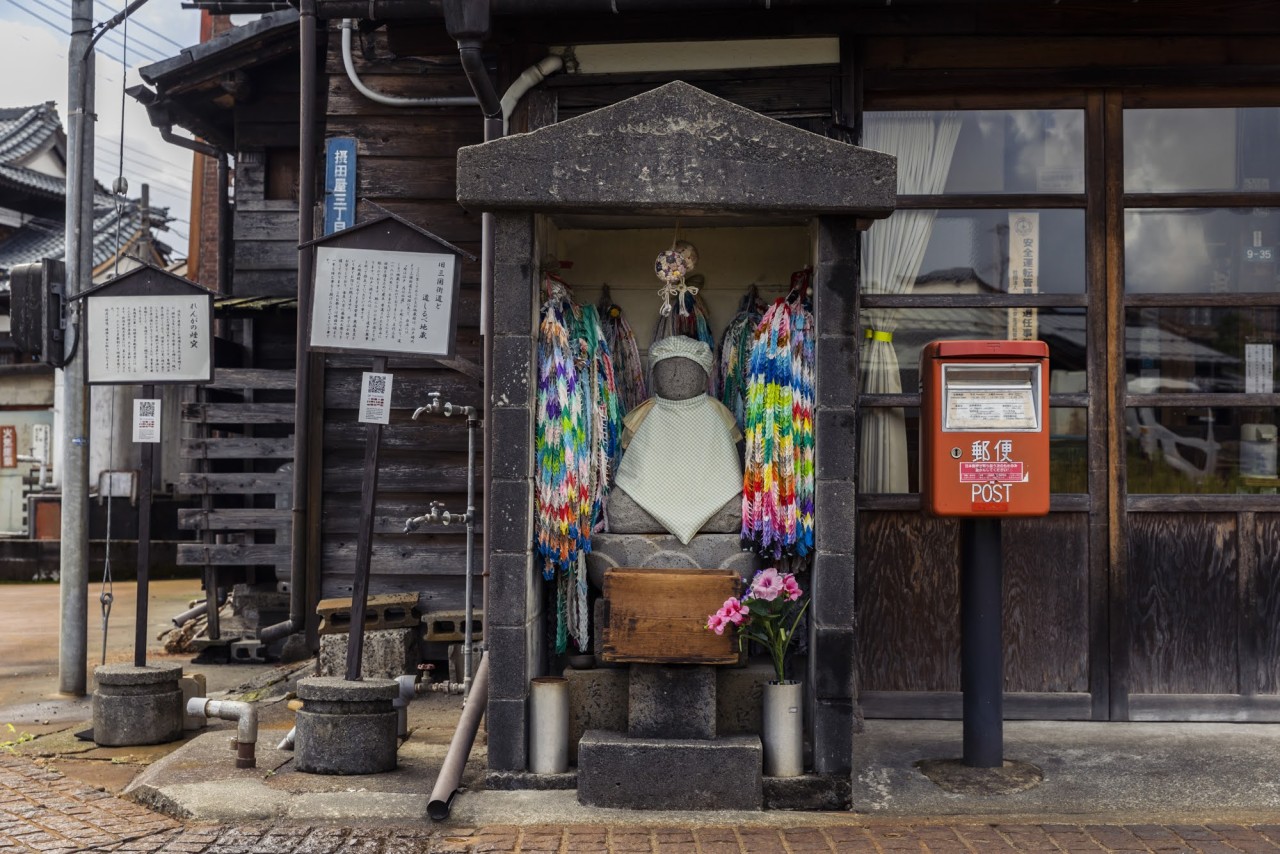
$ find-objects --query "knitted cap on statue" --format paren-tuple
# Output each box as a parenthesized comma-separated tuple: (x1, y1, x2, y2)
(612, 336, 743, 545)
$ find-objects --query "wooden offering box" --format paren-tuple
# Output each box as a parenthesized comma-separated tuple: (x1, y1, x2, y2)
(601, 568, 740, 664)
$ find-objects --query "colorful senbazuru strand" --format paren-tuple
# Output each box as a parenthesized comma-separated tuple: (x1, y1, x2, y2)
(535, 276, 623, 653)
(740, 271, 815, 559)
(598, 286, 647, 414)
(719, 286, 765, 433)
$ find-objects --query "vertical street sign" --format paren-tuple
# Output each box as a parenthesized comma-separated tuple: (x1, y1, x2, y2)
(324, 137, 357, 235)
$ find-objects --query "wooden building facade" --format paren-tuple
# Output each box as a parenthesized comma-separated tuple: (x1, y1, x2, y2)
(150, 0, 1280, 725)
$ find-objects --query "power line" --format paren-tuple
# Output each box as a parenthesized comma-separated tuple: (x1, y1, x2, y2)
(39, 0, 174, 62)
(1, 0, 139, 70)
(96, 140, 195, 177)
(93, 0, 187, 51)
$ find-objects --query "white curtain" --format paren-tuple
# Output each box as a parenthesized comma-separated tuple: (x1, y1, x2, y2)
(859, 112, 963, 492)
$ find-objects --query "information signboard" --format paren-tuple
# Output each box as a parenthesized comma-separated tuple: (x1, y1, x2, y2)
(309, 246, 459, 358)
(86, 294, 213, 385)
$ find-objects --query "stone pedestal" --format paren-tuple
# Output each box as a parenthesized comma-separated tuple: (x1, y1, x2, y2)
(629, 665, 716, 739)
(317, 628, 417, 680)
(578, 730, 762, 810)
(295, 677, 398, 775)
(92, 663, 184, 746)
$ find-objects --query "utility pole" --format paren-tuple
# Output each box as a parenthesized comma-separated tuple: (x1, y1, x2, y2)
(59, 0, 95, 696)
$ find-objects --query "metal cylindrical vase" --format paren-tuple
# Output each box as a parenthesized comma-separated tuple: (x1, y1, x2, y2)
(762, 680, 803, 777)
(529, 676, 569, 774)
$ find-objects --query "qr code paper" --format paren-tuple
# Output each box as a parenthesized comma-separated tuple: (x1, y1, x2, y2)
(367, 374, 387, 395)
(138, 400, 157, 418)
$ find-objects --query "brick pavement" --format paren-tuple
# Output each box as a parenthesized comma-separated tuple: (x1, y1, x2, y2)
(3, 755, 1280, 853)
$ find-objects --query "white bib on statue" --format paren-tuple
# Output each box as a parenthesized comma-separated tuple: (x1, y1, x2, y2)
(613, 393, 743, 545)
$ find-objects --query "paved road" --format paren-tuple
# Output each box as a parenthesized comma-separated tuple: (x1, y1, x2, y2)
(3, 754, 1279, 853)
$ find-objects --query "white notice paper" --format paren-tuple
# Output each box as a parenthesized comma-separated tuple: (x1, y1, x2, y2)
(1246, 344, 1274, 394)
(359, 372, 393, 425)
(87, 295, 212, 384)
(311, 247, 458, 357)
(133, 399, 162, 444)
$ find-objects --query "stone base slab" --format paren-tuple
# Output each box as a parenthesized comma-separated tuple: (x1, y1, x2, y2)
(92, 663, 184, 747)
(577, 730, 762, 810)
(318, 628, 417, 680)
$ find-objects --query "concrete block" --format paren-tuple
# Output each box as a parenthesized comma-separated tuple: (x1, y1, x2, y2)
(812, 627, 856, 699)
(815, 336, 858, 409)
(811, 552, 856, 627)
(716, 661, 775, 736)
(812, 697, 853, 776)
(564, 667, 627, 764)
(628, 665, 716, 739)
(488, 625, 528, 702)
(487, 553, 532, 628)
(230, 640, 266, 662)
(491, 336, 534, 408)
(317, 628, 417, 680)
(92, 663, 184, 747)
(814, 408, 857, 481)
(491, 406, 532, 481)
(815, 481, 857, 554)
(763, 773, 852, 810)
(316, 593, 419, 636)
(294, 677, 397, 775)
(577, 730, 762, 810)
(179, 674, 207, 731)
(489, 479, 533, 554)
(485, 696, 528, 772)
(423, 611, 485, 643)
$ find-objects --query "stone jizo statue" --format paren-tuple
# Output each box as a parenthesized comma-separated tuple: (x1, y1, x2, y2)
(608, 336, 743, 544)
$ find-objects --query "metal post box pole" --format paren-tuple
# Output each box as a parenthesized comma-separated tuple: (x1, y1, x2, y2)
(960, 517, 1002, 768)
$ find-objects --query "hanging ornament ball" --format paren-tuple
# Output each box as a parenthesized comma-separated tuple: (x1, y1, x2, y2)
(655, 249, 688, 284)
(674, 240, 699, 273)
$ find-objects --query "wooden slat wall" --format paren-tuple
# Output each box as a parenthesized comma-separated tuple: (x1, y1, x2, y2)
(1127, 513, 1239, 695)
(319, 26, 484, 615)
(1255, 516, 1280, 694)
(857, 511, 1091, 696)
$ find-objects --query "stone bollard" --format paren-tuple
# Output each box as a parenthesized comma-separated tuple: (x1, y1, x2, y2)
(294, 677, 399, 775)
(92, 663, 184, 746)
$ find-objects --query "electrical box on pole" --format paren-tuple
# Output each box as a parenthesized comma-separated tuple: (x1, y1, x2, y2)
(7, 259, 66, 366)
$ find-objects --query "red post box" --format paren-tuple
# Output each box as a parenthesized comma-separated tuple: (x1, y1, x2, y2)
(920, 340, 1050, 517)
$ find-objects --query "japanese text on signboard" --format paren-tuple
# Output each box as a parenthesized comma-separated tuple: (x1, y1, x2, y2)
(310, 247, 457, 357)
(87, 295, 212, 384)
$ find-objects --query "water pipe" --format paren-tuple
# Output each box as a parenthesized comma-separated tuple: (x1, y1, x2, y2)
(427, 652, 488, 820)
(186, 698, 259, 768)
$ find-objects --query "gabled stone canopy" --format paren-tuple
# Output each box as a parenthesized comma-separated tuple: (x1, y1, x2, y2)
(456, 80, 896, 217)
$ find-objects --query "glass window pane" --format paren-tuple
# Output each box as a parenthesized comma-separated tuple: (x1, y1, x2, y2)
(864, 110, 1084, 195)
(1127, 407, 1280, 494)
(1124, 108, 1280, 193)
(903, 209, 1086, 296)
(1125, 208, 1280, 294)
(1125, 307, 1280, 394)
(860, 307, 1088, 396)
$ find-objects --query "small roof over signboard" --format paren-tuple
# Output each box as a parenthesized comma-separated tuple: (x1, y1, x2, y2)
(71, 261, 216, 301)
(300, 206, 476, 261)
(456, 80, 897, 219)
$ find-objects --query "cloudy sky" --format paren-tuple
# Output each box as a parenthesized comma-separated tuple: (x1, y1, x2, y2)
(0, 0, 204, 256)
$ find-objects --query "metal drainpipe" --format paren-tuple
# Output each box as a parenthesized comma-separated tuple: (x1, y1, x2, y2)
(216, 153, 231, 295)
(261, 0, 318, 645)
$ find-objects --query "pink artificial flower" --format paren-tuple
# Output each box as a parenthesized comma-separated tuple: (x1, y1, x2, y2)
(707, 613, 727, 635)
(782, 574, 803, 602)
(750, 567, 783, 602)
(721, 597, 747, 625)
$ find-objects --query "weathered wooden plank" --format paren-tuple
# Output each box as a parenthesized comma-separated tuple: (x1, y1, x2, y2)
(327, 74, 479, 115)
(1127, 513, 1239, 695)
(322, 495, 482, 534)
(325, 116, 482, 159)
(323, 419, 468, 452)
(233, 209, 300, 242)
(352, 156, 460, 200)
(863, 35, 1280, 71)
(321, 537, 469, 573)
(323, 370, 481, 409)
(1128, 693, 1280, 723)
(205, 369, 297, 391)
(178, 508, 293, 530)
(182, 403, 296, 424)
(1003, 514, 1090, 693)
(319, 575, 475, 613)
(601, 568, 739, 665)
(180, 437, 295, 459)
(322, 456, 471, 492)
(178, 543, 291, 565)
(352, 199, 479, 244)
(235, 240, 299, 272)
(860, 692, 1093, 721)
(177, 472, 292, 495)
(225, 270, 298, 298)
(857, 512, 960, 692)
(1254, 515, 1280, 694)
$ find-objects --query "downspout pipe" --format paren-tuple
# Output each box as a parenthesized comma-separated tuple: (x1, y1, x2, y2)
(261, 0, 319, 646)
(186, 698, 259, 768)
(427, 652, 488, 820)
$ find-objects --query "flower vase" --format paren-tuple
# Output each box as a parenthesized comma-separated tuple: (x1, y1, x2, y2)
(762, 679, 803, 777)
